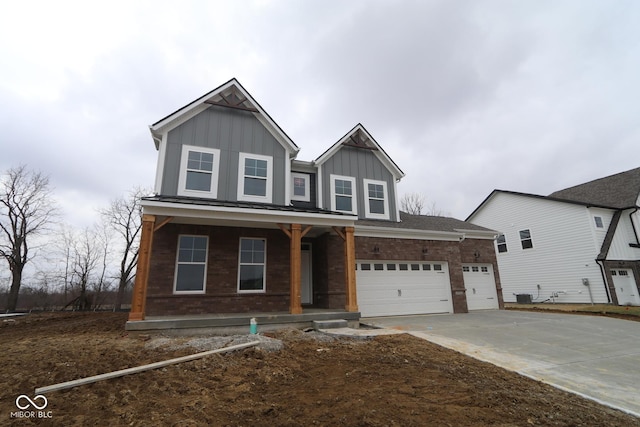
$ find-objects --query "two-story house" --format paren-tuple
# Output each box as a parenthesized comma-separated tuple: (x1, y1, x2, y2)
(467, 167, 640, 306)
(126, 78, 503, 332)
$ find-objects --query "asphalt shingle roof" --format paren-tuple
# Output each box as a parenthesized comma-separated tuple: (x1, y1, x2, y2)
(548, 167, 640, 209)
(358, 211, 495, 233)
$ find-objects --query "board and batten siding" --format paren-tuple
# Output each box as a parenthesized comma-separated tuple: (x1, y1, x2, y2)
(320, 146, 398, 221)
(161, 106, 287, 204)
(470, 192, 610, 303)
(608, 208, 640, 260)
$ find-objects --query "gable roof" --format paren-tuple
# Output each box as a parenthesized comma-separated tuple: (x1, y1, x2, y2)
(149, 78, 299, 155)
(465, 189, 620, 221)
(360, 211, 496, 236)
(314, 123, 405, 180)
(548, 167, 640, 209)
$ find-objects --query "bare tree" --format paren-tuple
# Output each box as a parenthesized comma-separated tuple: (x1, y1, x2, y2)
(0, 165, 56, 312)
(400, 192, 426, 215)
(100, 187, 147, 311)
(68, 227, 99, 311)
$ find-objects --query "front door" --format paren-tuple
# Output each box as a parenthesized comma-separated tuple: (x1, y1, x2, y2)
(301, 243, 313, 304)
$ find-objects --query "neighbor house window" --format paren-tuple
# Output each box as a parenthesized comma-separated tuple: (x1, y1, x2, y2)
(496, 234, 508, 253)
(177, 145, 220, 198)
(363, 179, 390, 219)
(519, 229, 533, 249)
(330, 175, 357, 214)
(238, 238, 266, 292)
(238, 153, 273, 203)
(174, 235, 208, 293)
(291, 172, 310, 202)
(594, 216, 604, 229)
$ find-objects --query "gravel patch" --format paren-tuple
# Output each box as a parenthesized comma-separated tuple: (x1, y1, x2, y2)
(146, 334, 283, 352)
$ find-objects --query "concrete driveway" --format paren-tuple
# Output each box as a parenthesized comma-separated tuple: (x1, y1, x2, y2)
(364, 310, 640, 417)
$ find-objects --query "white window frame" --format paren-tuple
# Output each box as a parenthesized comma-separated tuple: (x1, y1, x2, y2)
(237, 152, 273, 203)
(496, 234, 508, 253)
(519, 228, 534, 250)
(173, 235, 208, 294)
(237, 237, 267, 293)
(291, 172, 310, 202)
(177, 145, 220, 198)
(330, 174, 357, 215)
(363, 178, 390, 220)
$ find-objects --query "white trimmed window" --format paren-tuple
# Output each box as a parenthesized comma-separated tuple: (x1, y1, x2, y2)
(174, 235, 208, 293)
(178, 145, 220, 198)
(519, 229, 533, 250)
(363, 179, 390, 219)
(291, 172, 310, 202)
(238, 238, 266, 292)
(330, 175, 357, 214)
(238, 153, 273, 203)
(496, 234, 508, 253)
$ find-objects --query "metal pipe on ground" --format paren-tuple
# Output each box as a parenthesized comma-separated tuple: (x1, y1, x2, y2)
(36, 340, 260, 394)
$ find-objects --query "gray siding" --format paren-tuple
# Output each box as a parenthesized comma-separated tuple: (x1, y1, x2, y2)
(161, 106, 287, 204)
(321, 146, 397, 221)
(291, 171, 317, 210)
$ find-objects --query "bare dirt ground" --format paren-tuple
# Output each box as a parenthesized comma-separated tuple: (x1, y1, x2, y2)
(1, 312, 639, 426)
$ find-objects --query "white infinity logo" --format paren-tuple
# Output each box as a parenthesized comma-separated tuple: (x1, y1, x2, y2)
(15, 395, 48, 410)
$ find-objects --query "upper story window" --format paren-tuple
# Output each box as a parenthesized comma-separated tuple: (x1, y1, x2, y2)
(363, 179, 390, 220)
(174, 235, 208, 294)
(291, 172, 310, 202)
(519, 229, 533, 250)
(496, 234, 508, 253)
(237, 153, 273, 203)
(178, 145, 220, 198)
(594, 216, 604, 229)
(330, 174, 357, 214)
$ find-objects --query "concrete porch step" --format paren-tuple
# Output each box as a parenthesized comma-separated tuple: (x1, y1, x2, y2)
(313, 319, 348, 330)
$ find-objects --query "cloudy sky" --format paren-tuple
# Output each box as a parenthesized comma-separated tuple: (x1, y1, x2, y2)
(2, 0, 639, 228)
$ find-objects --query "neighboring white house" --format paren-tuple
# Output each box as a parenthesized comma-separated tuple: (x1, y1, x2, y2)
(467, 167, 640, 306)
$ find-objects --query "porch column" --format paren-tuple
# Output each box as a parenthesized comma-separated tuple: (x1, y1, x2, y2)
(289, 223, 303, 314)
(128, 214, 156, 321)
(344, 226, 358, 312)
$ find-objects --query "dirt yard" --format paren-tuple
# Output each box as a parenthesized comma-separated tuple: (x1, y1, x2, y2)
(1, 312, 638, 426)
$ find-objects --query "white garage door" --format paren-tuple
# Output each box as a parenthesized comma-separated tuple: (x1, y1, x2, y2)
(356, 261, 453, 317)
(611, 269, 640, 306)
(463, 264, 499, 310)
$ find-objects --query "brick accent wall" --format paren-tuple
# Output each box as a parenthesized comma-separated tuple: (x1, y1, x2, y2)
(145, 223, 503, 316)
(146, 224, 290, 316)
(312, 232, 347, 309)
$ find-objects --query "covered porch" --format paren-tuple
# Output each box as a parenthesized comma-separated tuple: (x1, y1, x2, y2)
(127, 196, 359, 329)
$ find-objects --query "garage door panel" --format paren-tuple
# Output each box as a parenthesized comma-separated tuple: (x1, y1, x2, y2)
(463, 264, 499, 310)
(357, 261, 453, 317)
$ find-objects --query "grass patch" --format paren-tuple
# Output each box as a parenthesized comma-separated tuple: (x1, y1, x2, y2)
(505, 303, 640, 318)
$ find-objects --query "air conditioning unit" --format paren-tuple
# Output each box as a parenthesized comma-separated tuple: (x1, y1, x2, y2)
(516, 294, 533, 304)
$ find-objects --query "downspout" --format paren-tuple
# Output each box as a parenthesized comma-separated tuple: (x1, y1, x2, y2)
(596, 260, 612, 303)
(629, 206, 640, 246)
